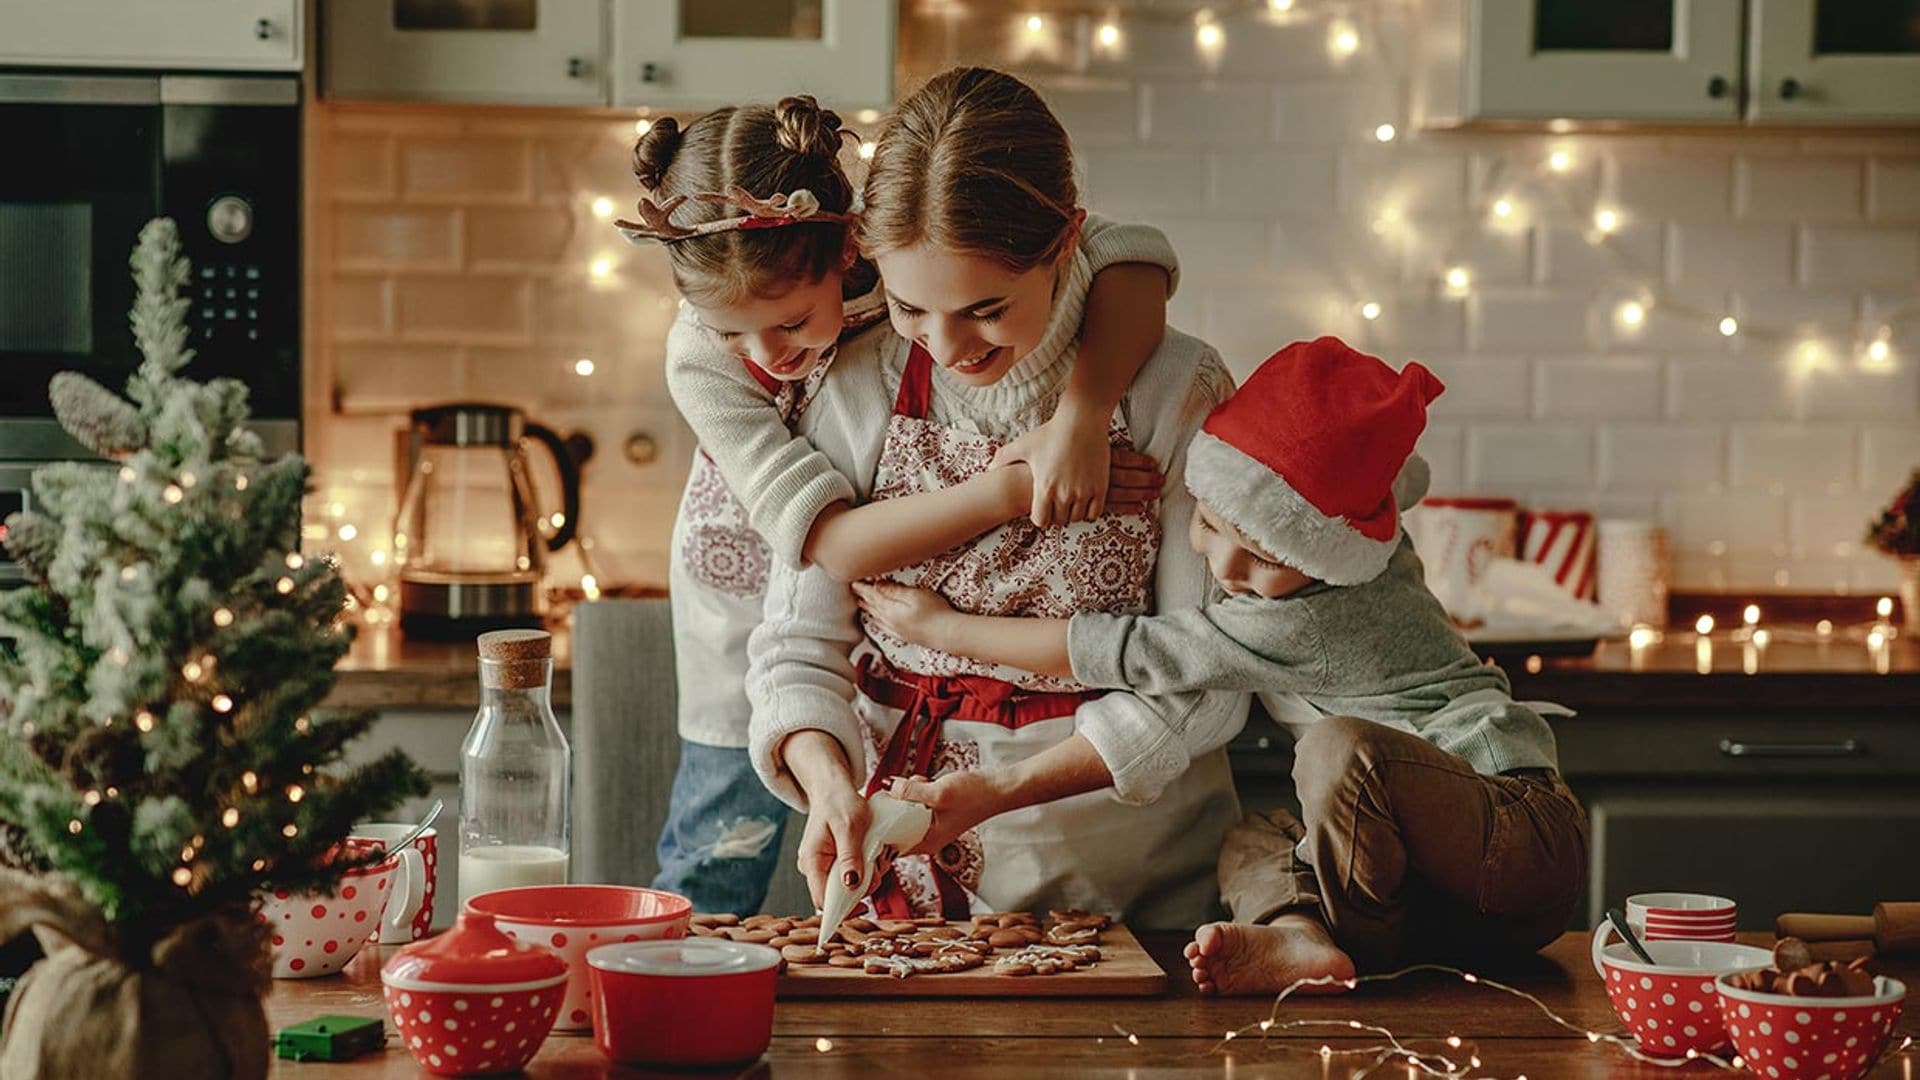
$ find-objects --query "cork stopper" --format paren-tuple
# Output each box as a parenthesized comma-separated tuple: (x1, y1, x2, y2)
(477, 629, 552, 690)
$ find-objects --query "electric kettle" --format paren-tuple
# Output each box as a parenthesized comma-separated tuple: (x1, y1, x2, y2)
(392, 403, 585, 639)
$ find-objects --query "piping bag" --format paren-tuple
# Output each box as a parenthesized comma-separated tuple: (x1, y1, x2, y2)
(816, 792, 932, 948)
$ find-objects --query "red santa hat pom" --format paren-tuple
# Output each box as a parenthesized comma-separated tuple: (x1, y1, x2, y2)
(1184, 336, 1444, 586)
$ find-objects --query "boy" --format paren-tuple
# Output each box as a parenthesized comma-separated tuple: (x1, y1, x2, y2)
(856, 336, 1588, 994)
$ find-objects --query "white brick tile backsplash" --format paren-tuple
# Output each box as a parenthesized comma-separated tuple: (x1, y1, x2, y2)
(1728, 427, 1855, 494)
(310, 7, 1920, 593)
(1799, 226, 1920, 286)
(1598, 425, 1723, 491)
(1736, 158, 1863, 221)
(1667, 222, 1794, 289)
(1466, 425, 1595, 490)
(1868, 158, 1920, 221)
(1534, 356, 1663, 419)
(1473, 293, 1595, 351)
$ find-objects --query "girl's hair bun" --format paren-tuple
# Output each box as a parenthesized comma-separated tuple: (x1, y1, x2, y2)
(773, 95, 847, 161)
(631, 117, 684, 190)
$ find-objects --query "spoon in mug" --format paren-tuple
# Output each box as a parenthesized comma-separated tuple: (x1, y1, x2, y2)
(387, 798, 444, 855)
(1608, 907, 1658, 965)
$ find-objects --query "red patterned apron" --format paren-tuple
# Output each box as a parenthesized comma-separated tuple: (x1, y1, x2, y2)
(854, 344, 1160, 919)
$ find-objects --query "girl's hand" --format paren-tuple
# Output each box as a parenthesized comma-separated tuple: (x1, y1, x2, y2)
(993, 417, 1163, 527)
(852, 581, 954, 646)
(796, 782, 872, 908)
(887, 771, 1007, 859)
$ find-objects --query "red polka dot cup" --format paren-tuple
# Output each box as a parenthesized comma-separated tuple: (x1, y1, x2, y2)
(588, 939, 780, 1067)
(259, 837, 400, 978)
(382, 911, 569, 1077)
(1593, 937, 1773, 1057)
(1718, 973, 1906, 1080)
(465, 884, 692, 1032)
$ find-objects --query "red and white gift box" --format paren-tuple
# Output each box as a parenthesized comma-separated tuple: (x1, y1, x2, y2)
(1518, 508, 1597, 602)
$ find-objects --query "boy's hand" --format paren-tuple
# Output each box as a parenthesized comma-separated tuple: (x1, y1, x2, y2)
(852, 581, 954, 646)
(796, 781, 873, 908)
(993, 415, 1162, 527)
(887, 771, 1006, 859)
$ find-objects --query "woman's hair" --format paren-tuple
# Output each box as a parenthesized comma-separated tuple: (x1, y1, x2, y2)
(859, 67, 1078, 273)
(631, 95, 855, 305)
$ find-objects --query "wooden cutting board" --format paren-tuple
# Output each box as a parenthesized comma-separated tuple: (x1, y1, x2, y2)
(777, 922, 1167, 997)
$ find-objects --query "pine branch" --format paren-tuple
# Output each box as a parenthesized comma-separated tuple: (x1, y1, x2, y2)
(49, 372, 147, 458)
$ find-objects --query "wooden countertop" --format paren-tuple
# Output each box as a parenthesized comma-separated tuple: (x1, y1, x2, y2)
(266, 931, 1917, 1077)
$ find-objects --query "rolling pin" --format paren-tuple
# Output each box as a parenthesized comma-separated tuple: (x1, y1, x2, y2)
(1776, 902, 1920, 957)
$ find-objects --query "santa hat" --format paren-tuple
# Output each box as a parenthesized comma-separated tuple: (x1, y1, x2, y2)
(1184, 336, 1444, 587)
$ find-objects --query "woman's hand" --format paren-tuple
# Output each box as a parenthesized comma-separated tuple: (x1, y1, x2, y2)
(887, 771, 1007, 859)
(795, 781, 873, 908)
(852, 581, 955, 647)
(994, 418, 1162, 527)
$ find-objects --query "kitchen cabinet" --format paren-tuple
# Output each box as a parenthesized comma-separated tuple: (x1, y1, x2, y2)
(323, 0, 605, 106)
(610, 0, 895, 110)
(320, 0, 896, 111)
(1443, 0, 1920, 124)
(0, 0, 302, 71)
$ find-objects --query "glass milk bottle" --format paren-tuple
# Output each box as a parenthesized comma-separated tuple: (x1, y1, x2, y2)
(458, 629, 570, 906)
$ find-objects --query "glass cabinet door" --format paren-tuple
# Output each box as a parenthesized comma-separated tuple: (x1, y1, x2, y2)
(323, 0, 604, 105)
(1468, 0, 1744, 121)
(1750, 0, 1920, 121)
(611, 0, 894, 110)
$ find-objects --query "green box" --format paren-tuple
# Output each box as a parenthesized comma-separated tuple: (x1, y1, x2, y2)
(273, 1015, 386, 1062)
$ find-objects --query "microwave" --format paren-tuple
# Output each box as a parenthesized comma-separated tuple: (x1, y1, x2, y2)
(0, 72, 300, 584)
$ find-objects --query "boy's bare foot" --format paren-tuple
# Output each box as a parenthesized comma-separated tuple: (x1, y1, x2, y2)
(1182, 914, 1357, 996)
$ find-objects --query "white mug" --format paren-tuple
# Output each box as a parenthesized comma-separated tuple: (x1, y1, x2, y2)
(351, 823, 432, 944)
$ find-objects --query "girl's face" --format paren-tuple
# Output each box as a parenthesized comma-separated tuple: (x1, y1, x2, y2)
(1188, 499, 1313, 600)
(690, 268, 847, 383)
(875, 240, 1069, 386)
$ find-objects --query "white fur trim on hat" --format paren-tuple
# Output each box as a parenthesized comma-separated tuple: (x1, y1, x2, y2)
(1183, 430, 1397, 587)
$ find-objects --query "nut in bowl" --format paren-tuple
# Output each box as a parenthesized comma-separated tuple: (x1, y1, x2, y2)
(464, 884, 692, 1032)
(258, 837, 401, 978)
(1717, 971, 1906, 1080)
(1591, 937, 1773, 1056)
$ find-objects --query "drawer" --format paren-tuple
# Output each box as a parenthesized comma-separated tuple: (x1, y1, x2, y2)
(1555, 713, 1920, 780)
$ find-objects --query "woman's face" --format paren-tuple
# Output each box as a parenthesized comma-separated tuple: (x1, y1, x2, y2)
(1188, 499, 1314, 600)
(689, 268, 847, 382)
(874, 242, 1064, 386)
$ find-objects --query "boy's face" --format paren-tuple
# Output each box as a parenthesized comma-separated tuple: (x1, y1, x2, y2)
(691, 269, 848, 383)
(1188, 499, 1314, 599)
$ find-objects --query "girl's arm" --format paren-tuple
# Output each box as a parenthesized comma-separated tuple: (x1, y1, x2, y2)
(853, 581, 1075, 681)
(886, 732, 1113, 858)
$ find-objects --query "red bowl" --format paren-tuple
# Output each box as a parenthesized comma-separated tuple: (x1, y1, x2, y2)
(1717, 974, 1906, 1080)
(587, 939, 780, 1067)
(465, 885, 692, 1032)
(1595, 939, 1773, 1056)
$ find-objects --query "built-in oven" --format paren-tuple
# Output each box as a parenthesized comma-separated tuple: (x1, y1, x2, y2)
(0, 71, 301, 584)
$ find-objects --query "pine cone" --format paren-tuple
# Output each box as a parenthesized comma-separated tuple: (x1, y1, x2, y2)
(2, 511, 59, 584)
(49, 371, 147, 458)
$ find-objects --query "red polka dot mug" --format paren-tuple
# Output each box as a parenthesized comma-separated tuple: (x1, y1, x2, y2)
(259, 837, 400, 979)
(1593, 938, 1773, 1057)
(352, 822, 436, 943)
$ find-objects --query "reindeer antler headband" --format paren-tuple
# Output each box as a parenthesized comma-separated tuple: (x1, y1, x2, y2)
(614, 186, 856, 245)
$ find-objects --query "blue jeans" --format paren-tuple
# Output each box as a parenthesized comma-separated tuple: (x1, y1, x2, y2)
(653, 741, 791, 916)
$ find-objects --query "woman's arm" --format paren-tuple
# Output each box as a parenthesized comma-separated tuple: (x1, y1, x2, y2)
(778, 730, 872, 906)
(852, 581, 1076, 681)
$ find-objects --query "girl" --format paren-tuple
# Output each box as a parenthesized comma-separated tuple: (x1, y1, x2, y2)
(629, 95, 1179, 914)
(744, 68, 1249, 928)
(855, 338, 1587, 992)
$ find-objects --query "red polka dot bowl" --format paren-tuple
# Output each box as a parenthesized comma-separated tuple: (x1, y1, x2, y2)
(382, 911, 569, 1077)
(1717, 973, 1906, 1080)
(587, 939, 781, 1067)
(1593, 936, 1774, 1057)
(258, 837, 400, 978)
(464, 884, 692, 1032)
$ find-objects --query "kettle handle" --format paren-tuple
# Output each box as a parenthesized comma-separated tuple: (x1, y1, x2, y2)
(522, 422, 582, 552)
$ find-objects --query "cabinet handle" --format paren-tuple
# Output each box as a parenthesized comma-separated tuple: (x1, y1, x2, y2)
(1779, 77, 1802, 101)
(567, 56, 588, 79)
(1707, 75, 1729, 99)
(254, 17, 273, 41)
(640, 62, 661, 84)
(1719, 738, 1864, 758)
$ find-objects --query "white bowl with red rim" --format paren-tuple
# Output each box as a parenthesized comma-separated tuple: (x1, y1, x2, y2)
(464, 884, 692, 1032)
(1717, 972, 1906, 1080)
(587, 939, 781, 1067)
(258, 837, 402, 978)
(1591, 936, 1773, 1057)
(382, 910, 569, 1077)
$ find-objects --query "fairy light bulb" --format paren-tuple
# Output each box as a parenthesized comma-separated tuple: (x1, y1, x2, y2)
(1877, 596, 1895, 618)
(590, 196, 615, 220)
(119, 465, 136, 483)
(1865, 337, 1892, 367)
(163, 484, 184, 504)
(1628, 625, 1656, 649)
(1492, 197, 1515, 220)
(286, 784, 304, 803)
(182, 659, 204, 682)
(222, 807, 240, 828)
(235, 474, 248, 491)
(83, 789, 101, 807)
(858, 140, 877, 159)
(285, 551, 304, 570)
(276, 576, 295, 594)
(633, 117, 653, 136)
(213, 607, 234, 628)
(243, 770, 259, 793)
(1359, 301, 1382, 321)
(1268, 0, 1295, 11)
(1617, 300, 1646, 326)
(212, 694, 234, 714)
(1752, 628, 1772, 647)
(1547, 149, 1573, 173)
(1328, 19, 1360, 58)
(134, 710, 155, 732)
(1024, 13, 1044, 33)
(1743, 603, 1761, 627)
(172, 867, 192, 887)
(1195, 18, 1224, 53)
(815, 1038, 834, 1053)
(68, 820, 82, 835)
(1443, 266, 1472, 296)
(1373, 122, 1396, 142)
(1695, 614, 1715, 635)
(573, 357, 596, 376)
(589, 254, 615, 280)
(282, 824, 298, 838)
(1593, 207, 1621, 233)
(1816, 618, 1834, 637)
(1719, 316, 1739, 337)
